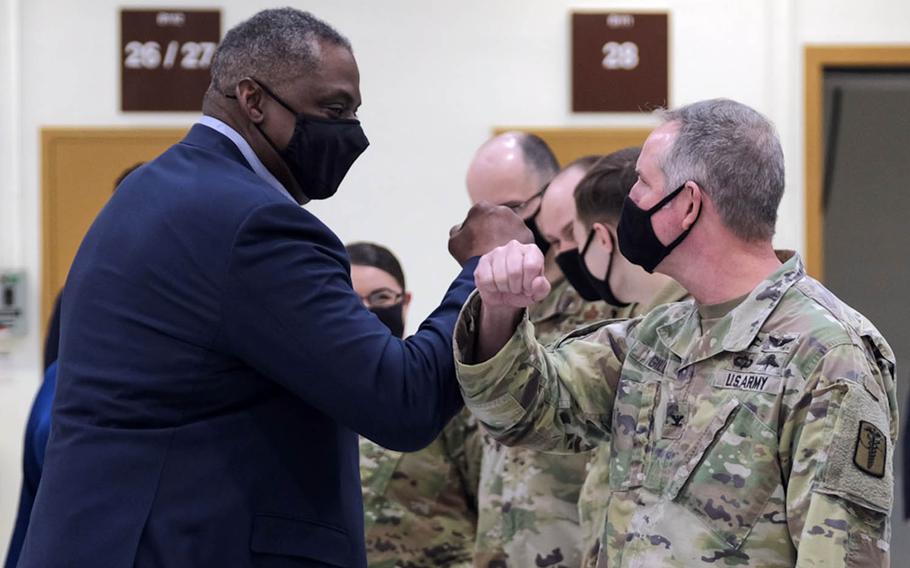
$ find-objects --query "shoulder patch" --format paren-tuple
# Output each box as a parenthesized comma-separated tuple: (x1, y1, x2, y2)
(854, 421, 886, 478)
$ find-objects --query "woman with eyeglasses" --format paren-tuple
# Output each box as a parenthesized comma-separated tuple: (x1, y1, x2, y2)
(346, 242, 481, 567)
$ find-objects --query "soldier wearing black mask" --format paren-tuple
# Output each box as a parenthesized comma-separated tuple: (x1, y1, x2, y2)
(347, 242, 411, 338)
(570, 147, 682, 310)
(466, 132, 561, 275)
(345, 241, 482, 567)
(466, 148, 624, 567)
(569, 147, 690, 568)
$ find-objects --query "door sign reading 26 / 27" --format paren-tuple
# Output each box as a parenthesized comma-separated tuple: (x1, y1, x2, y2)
(121, 9, 221, 111)
(572, 12, 669, 112)
(123, 39, 216, 71)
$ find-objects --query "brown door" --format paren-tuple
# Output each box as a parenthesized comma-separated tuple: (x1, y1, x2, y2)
(493, 127, 650, 166)
(41, 127, 187, 329)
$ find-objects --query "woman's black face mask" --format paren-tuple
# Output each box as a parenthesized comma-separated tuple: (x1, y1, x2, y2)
(370, 303, 405, 338)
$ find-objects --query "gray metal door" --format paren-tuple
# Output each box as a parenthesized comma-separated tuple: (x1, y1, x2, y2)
(823, 69, 910, 560)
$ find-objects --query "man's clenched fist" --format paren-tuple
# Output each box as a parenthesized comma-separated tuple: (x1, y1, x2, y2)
(475, 240, 550, 308)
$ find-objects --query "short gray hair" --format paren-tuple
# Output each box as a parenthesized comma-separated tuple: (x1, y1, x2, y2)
(659, 99, 784, 242)
(211, 8, 351, 92)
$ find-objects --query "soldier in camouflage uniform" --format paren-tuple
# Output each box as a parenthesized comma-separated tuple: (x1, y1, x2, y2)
(466, 137, 627, 566)
(474, 277, 627, 568)
(348, 242, 484, 567)
(454, 99, 897, 566)
(360, 409, 482, 567)
(569, 149, 691, 567)
(575, 278, 690, 568)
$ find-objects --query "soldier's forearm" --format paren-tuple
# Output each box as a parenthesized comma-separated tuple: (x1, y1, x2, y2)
(475, 302, 524, 363)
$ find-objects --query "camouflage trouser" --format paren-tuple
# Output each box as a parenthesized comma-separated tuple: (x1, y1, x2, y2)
(474, 436, 589, 567)
(360, 408, 481, 568)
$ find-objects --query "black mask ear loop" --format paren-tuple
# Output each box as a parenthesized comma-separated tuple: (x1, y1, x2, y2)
(219, 81, 308, 204)
(220, 79, 296, 153)
(249, 78, 300, 116)
(253, 79, 299, 157)
(581, 227, 629, 307)
(579, 227, 597, 264)
(658, 183, 703, 251)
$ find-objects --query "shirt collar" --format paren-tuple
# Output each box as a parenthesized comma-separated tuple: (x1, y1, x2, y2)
(643, 280, 690, 314)
(197, 116, 299, 205)
(657, 251, 804, 364)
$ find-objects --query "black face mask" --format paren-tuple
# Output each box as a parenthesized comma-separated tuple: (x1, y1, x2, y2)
(254, 80, 370, 201)
(524, 210, 551, 256)
(578, 228, 629, 307)
(370, 303, 405, 338)
(555, 247, 601, 301)
(617, 183, 701, 273)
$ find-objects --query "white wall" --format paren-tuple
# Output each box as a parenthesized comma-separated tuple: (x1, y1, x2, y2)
(0, 0, 28, 555)
(0, 0, 908, 550)
(0, 0, 20, 273)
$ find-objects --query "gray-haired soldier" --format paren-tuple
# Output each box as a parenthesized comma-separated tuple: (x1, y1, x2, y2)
(455, 99, 897, 567)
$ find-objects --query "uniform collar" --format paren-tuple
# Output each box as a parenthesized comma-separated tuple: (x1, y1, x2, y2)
(657, 251, 803, 365)
(643, 280, 690, 313)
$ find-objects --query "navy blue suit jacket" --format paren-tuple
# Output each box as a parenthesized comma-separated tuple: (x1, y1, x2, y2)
(18, 124, 476, 567)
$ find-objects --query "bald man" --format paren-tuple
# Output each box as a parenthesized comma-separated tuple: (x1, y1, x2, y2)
(465, 136, 623, 567)
(466, 132, 561, 283)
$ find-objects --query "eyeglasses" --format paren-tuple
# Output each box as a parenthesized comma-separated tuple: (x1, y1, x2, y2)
(500, 182, 549, 216)
(359, 287, 404, 308)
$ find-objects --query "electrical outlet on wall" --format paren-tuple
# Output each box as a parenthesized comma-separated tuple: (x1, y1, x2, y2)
(0, 270, 27, 338)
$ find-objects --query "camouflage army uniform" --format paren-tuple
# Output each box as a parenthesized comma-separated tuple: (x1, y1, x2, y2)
(577, 279, 690, 568)
(457, 253, 898, 567)
(360, 407, 483, 567)
(474, 278, 632, 567)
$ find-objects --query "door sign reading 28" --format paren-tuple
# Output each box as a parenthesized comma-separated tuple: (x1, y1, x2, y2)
(124, 41, 217, 71)
(601, 41, 640, 70)
(572, 12, 668, 112)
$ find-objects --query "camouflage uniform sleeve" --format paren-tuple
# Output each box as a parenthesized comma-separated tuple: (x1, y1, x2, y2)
(454, 291, 634, 453)
(781, 343, 896, 567)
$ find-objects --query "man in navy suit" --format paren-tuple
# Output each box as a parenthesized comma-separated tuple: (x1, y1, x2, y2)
(17, 9, 529, 567)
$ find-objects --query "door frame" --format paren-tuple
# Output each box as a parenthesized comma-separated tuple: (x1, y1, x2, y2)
(804, 45, 910, 280)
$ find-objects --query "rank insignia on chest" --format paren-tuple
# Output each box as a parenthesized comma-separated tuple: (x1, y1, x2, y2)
(854, 420, 886, 478)
(661, 400, 687, 439)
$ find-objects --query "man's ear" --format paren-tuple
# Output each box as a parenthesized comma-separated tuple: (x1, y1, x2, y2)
(592, 222, 614, 253)
(681, 181, 703, 230)
(235, 78, 266, 124)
